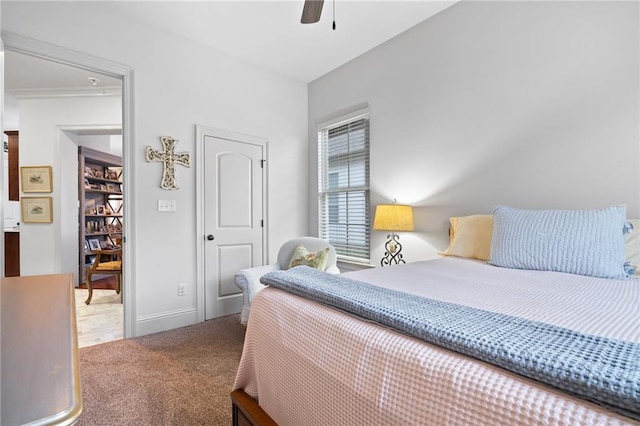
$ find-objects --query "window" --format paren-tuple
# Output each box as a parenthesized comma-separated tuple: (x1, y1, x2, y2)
(318, 111, 370, 263)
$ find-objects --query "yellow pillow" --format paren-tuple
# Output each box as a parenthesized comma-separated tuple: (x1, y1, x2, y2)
(626, 219, 639, 276)
(288, 244, 329, 270)
(440, 214, 493, 261)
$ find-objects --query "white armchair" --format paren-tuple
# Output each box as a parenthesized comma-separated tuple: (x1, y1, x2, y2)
(234, 237, 340, 325)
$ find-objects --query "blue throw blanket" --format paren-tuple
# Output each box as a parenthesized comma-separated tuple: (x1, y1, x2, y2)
(260, 266, 640, 419)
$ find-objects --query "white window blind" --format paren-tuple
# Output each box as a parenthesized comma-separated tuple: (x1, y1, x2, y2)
(318, 113, 370, 263)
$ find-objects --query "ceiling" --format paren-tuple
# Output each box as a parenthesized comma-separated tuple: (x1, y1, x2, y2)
(4, 51, 122, 97)
(4, 1, 457, 94)
(108, 1, 458, 83)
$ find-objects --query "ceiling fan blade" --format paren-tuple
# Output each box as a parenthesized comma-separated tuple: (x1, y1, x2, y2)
(301, 0, 324, 24)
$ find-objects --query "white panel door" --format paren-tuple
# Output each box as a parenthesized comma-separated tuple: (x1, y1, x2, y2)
(204, 135, 264, 320)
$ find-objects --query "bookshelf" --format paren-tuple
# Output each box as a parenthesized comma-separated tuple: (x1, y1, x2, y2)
(78, 146, 123, 284)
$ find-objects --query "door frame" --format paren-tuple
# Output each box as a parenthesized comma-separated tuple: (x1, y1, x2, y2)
(195, 125, 268, 322)
(2, 31, 137, 338)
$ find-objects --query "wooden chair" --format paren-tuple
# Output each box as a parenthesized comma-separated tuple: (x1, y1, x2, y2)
(85, 249, 122, 305)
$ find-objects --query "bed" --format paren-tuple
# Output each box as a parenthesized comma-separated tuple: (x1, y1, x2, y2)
(232, 206, 640, 425)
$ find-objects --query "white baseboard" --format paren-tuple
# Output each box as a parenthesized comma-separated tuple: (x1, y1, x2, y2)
(135, 307, 198, 337)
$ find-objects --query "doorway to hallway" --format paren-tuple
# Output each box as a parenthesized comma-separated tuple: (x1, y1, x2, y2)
(2, 37, 135, 338)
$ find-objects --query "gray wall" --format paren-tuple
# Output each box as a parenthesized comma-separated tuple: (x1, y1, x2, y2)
(309, 1, 640, 263)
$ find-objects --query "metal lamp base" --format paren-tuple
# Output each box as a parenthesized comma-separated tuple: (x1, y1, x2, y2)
(380, 233, 405, 266)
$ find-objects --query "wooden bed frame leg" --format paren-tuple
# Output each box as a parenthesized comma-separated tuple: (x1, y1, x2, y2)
(231, 390, 278, 426)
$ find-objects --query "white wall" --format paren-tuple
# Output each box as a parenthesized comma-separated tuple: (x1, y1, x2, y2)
(77, 134, 122, 158)
(17, 96, 121, 277)
(58, 130, 81, 285)
(2, 1, 308, 335)
(4, 94, 19, 130)
(3, 95, 20, 230)
(3, 150, 20, 230)
(309, 1, 640, 264)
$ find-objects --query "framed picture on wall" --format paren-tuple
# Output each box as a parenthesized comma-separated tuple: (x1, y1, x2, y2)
(21, 197, 53, 223)
(20, 166, 52, 193)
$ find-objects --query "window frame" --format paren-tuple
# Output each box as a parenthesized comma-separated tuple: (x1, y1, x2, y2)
(317, 109, 371, 264)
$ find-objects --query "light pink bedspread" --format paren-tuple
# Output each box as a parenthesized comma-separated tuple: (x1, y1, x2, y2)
(233, 258, 640, 425)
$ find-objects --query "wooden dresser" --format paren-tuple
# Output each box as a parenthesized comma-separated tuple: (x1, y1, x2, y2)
(1, 274, 82, 425)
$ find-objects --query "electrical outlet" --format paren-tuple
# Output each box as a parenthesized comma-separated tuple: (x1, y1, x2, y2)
(178, 283, 186, 296)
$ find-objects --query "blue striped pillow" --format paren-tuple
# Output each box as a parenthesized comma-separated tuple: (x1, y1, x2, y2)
(488, 205, 628, 279)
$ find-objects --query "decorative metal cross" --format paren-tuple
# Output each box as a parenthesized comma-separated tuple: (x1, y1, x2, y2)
(145, 136, 191, 190)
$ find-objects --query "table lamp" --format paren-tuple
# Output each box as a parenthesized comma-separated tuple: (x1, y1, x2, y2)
(373, 202, 414, 266)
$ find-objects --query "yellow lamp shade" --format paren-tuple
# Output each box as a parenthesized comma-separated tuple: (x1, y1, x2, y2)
(373, 204, 414, 232)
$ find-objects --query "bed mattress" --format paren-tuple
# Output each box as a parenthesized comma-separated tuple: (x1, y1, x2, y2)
(233, 258, 640, 425)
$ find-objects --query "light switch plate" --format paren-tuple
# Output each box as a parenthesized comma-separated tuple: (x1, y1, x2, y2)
(158, 200, 177, 212)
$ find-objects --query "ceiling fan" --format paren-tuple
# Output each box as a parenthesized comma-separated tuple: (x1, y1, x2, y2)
(301, 0, 324, 24)
(301, 0, 336, 30)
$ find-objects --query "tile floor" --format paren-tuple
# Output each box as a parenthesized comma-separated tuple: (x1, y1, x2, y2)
(74, 288, 123, 348)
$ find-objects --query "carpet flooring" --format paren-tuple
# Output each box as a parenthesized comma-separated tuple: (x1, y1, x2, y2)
(77, 314, 246, 425)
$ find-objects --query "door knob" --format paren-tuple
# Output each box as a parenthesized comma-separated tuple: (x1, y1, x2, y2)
(207, 235, 215, 241)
